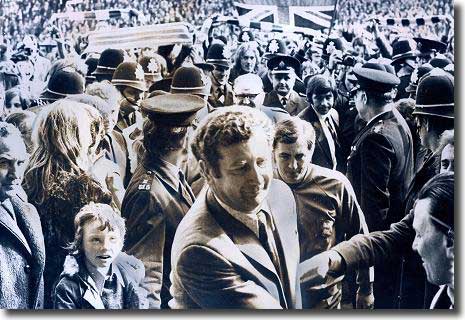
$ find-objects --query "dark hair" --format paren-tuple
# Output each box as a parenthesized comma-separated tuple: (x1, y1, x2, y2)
(273, 117, 316, 150)
(416, 172, 454, 235)
(306, 75, 337, 101)
(192, 106, 273, 176)
(143, 120, 188, 159)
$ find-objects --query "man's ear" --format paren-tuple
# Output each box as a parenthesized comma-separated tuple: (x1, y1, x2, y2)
(198, 159, 211, 183)
(446, 237, 454, 260)
(361, 91, 367, 104)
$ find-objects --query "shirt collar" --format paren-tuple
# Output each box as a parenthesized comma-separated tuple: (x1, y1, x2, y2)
(311, 105, 330, 121)
(278, 91, 291, 102)
(213, 192, 273, 237)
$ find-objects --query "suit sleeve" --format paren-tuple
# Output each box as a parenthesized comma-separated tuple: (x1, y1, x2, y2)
(338, 176, 373, 288)
(175, 245, 283, 309)
(123, 190, 165, 309)
(359, 132, 395, 232)
(332, 213, 415, 272)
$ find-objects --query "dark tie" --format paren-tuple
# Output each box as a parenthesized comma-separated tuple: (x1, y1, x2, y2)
(178, 171, 195, 204)
(281, 96, 288, 107)
(325, 117, 340, 147)
(257, 210, 282, 277)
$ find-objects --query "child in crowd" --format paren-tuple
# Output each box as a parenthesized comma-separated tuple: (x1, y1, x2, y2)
(53, 203, 148, 309)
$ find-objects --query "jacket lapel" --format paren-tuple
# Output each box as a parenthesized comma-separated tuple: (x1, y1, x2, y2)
(0, 203, 32, 256)
(206, 191, 286, 300)
(10, 196, 46, 307)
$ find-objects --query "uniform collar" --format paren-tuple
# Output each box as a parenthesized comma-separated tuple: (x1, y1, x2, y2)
(144, 156, 181, 191)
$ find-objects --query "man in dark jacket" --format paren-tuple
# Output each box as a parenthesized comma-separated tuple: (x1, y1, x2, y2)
(0, 122, 45, 309)
(122, 93, 204, 309)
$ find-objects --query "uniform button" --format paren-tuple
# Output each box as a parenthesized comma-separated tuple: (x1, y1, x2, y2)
(24, 264, 31, 274)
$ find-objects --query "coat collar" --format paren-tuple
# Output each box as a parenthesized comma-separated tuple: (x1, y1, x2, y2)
(0, 196, 46, 307)
(62, 255, 126, 309)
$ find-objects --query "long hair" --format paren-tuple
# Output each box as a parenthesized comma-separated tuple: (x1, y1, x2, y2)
(233, 42, 260, 74)
(23, 99, 103, 205)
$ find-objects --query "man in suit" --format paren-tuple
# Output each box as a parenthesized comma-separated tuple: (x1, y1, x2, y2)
(122, 93, 204, 309)
(169, 106, 301, 309)
(299, 75, 341, 171)
(346, 60, 415, 308)
(206, 43, 235, 108)
(0, 122, 45, 309)
(263, 55, 307, 117)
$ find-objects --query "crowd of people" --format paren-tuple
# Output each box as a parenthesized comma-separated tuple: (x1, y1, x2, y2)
(0, 0, 455, 311)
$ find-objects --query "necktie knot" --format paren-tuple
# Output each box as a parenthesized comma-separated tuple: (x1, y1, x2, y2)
(281, 96, 287, 106)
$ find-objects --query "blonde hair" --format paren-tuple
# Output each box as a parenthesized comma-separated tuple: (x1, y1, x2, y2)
(23, 99, 104, 205)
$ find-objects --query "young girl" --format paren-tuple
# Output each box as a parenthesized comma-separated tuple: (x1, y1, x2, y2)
(53, 203, 147, 309)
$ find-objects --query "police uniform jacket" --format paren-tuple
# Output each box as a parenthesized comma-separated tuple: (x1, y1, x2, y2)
(263, 90, 307, 116)
(299, 106, 341, 170)
(169, 179, 301, 309)
(346, 108, 414, 232)
(0, 195, 45, 309)
(122, 155, 195, 309)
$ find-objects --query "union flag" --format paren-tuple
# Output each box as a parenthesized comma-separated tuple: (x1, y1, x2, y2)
(234, 0, 337, 30)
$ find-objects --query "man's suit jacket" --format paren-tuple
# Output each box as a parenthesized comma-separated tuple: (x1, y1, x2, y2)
(208, 82, 235, 108)
(104, 130, 131, 187)
(299, 106, 340, 170)
(263, 90, 307, 116)
(122, 156, 195, 309)
(169, 179, 301, 309)
(0, 196, 45, 309)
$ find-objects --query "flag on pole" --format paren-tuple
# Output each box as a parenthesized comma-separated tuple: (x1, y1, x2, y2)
(234, 0, 337, 30)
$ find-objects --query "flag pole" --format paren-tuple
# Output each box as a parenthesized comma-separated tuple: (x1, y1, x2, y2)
(328, 0, 339, 36)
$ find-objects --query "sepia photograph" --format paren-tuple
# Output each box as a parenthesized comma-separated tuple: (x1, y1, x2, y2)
(0, 0, 455, 311)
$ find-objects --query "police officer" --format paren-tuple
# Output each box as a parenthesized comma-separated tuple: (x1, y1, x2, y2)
(92, 48, 125, 82)
(111, 61, 147, 132)
(347, 60, 415, 308)
(205, 43, 235, 108)
(34, 66, 85, 106)
(121, 93, 204, 309)
(263, 55, 307, 117)
(390, 38, 420, 100)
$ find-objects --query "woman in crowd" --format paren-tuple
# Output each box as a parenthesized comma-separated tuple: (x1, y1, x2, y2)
(23, 99, 112, 308)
